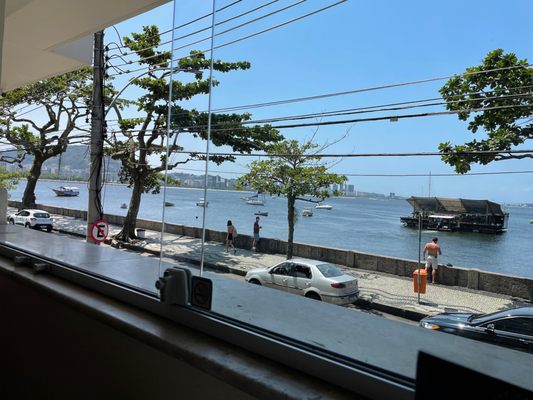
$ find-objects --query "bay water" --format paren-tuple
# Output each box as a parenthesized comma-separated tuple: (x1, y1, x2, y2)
(8, 180, 533, 278)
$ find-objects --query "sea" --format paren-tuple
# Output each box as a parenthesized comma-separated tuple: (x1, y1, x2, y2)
(8, 180, 533, 278)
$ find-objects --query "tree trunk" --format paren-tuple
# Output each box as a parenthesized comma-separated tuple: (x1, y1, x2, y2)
(22, 158, 43, 208)
(287, 195, 295, 259)
(115, 177, 143, 241)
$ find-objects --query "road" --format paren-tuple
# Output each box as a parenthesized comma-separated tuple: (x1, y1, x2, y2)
(61, 232, 419, 326)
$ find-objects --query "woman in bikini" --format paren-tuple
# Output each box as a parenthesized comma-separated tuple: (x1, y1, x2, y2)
(226, 220, 237, 254)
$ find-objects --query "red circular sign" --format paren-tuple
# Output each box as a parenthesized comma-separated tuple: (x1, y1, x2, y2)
(90, 219, 109, 243)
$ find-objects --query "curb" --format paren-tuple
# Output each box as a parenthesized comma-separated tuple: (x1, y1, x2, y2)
(354, 299, 426, 322)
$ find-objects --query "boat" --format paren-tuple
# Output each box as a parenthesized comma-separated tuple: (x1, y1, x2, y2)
(120, 203, 127, 209)
(302, 208, 313, 217)
(315, 203, 333, 210)
(52, 186, 80, 197)
(164, 201, 174, 207)
(254, 211, 269, 217)
(243, 192, 265, 206)
(196, 198, 209, 207)
(246, 198, 265, 206)
(400, 197, 509, 234)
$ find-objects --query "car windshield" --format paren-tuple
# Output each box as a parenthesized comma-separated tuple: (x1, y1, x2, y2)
(316, 263, 343, 277)
(34, 213, 50, 218)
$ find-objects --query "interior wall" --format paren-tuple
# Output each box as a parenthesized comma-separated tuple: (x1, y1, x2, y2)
(0, 273, 255, 400)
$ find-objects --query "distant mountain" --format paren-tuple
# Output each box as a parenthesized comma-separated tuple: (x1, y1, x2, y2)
(1, 145, 122, 180)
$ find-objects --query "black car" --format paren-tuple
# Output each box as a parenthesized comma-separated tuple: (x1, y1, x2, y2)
(419, 307, 533, 353)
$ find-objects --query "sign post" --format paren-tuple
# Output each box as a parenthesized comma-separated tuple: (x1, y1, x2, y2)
(90, 219, 109, 243)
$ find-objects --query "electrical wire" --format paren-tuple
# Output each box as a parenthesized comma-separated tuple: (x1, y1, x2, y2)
(109, 0, 282, 66)
(106, 0, 347, 78)
(100, 83, 533, 128)
(106, 102, 533, 135)
(170, 165, 533, 177)
(106, 0, 245, 59)
(161, 148, 533, 158)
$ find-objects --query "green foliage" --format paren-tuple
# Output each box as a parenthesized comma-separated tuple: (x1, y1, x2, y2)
(237, 139, 346, 258)
(439, 49, 533, 173)
(237, 140, 347, 199)
(0, 67, 94, 207)
(0, 166, 21, 189)
(111, 25, 283, 197)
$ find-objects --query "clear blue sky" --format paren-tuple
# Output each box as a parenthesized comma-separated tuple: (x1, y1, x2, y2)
(109, 0, 533, 203)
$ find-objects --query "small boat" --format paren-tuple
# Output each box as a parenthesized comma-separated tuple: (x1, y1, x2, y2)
(52, 186, 80, 197)
(120, 203, 127, 209)
(302, 208, 313, 217)
(530, 219, 533, 224)
(246, 198, 265, 206)
(244, 192, 265, 206)
(164, 201, 174, 207)
(196, 198, 209, 207)
(254, 211, 269, 216)
(315, 203, 333, 210)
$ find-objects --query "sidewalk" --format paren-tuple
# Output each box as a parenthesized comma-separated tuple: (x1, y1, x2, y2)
(47, 210, 530, 320)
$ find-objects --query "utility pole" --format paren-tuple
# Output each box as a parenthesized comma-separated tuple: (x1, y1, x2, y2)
(86, 30, 105, 243)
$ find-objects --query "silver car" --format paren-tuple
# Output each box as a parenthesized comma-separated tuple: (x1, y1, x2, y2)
(245, 258, 359, 305)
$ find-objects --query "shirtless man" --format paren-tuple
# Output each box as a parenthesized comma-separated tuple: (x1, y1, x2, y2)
(423, 237, 442, 284)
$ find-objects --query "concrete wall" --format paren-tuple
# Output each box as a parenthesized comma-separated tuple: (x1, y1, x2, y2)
(9, 201, 533, 300)
(0, 270, 256, 400)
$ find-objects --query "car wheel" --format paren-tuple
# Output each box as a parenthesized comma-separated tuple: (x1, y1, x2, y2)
(305, 292, 322, 301)
(8, 219, 14, 224)
(46, 226, 52, 232)
(25, 223, 32, 229)
(248, 279, 261, 285)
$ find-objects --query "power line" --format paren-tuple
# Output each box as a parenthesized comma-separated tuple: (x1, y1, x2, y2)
(100, 83, 533, 128)
(172, 0, 309, 53)
(109, 148, 533, 158)
(106, 0, 347, 78)
(110, 0, 283, 65)
(168, 91, 533, 126)
(168, 166, 533, 177)
(107, 102, 533, 135)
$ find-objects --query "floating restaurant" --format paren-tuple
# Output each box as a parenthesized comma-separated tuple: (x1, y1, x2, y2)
(400, 197, 509, 233)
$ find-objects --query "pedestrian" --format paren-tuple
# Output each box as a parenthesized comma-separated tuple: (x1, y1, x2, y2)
(423, 237, 442, 284)
(226, 220, 237, 254)
(252, 216, 261, 251)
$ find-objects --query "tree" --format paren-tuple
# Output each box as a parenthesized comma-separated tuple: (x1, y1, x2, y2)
(438, 49, 533, 173)
(108, 26, 282, 241)
(237, 140, 346, 259)
(0, 165, 22, 189)
(0, 68, 93, 207)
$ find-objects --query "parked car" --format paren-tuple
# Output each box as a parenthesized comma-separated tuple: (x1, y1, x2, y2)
(244, 258, 359, 305)
(7, 209, 53, 232)
(419, 307, 533, 353)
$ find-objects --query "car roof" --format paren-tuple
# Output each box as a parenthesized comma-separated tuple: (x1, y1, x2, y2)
(285, 258, 334, 266)
(15, 209, 50, 214)
(474, 307, 533, 323)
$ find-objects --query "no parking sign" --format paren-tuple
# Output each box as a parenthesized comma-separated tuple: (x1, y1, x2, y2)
(90, 220, 109, 243)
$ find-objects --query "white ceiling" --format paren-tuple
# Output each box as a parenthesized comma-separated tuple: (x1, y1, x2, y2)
(1, 0, 170, 92)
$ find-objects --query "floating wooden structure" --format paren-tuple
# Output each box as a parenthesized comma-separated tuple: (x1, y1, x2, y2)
(400, 197, 509, 234)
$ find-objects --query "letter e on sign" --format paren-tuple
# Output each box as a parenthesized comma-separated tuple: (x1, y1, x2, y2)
(90, 219, 109, 243)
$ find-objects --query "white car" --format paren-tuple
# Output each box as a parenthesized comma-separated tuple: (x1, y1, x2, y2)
(7, 209, 53, 232)
(245, 258, 359, 305)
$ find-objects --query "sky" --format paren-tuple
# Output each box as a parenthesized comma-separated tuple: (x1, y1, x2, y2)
(26, 1, 533, 203)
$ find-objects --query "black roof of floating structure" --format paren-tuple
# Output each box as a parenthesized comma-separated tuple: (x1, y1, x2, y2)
(406, 197, 506, 216)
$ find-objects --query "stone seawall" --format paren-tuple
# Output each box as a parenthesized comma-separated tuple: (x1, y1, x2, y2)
(10, 201, 533, 300)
